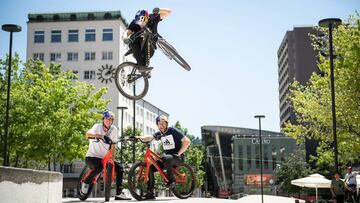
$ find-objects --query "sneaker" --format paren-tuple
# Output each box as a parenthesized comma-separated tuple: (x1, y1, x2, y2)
(81, 183, 89, 194)
(137, 65, 153, 73)
(145, 193, 156, 200)
(166, 182, 176, 189)
(114, 192, 131, 200)
(144, 71, 151, 79)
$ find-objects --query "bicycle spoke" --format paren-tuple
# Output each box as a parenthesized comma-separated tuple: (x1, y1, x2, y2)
(115, 62, 149, 100)
(172, 163, 195, 199)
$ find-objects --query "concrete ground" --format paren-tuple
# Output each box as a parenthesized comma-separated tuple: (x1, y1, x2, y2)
(62, 195, 304, 203)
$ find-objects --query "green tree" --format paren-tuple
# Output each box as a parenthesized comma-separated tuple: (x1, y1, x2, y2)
(275, 148, 313, 196)
(0, 58, 109, 169)
(284, 14, 360, 170)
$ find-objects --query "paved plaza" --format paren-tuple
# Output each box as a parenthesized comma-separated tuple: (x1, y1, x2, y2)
(62, 195, 304, 203)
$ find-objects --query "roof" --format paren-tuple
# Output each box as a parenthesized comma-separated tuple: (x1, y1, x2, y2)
(28, 11, 128, 26)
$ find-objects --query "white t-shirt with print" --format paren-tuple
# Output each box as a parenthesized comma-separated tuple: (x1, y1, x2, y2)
(85, 123, 118, 158)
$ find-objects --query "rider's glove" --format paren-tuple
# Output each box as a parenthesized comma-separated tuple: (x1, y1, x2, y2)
(103, 136, 112, 143)
(153, 7, 160, 14)
(123, 37, 131, 45)
(154, 133, 162, 141)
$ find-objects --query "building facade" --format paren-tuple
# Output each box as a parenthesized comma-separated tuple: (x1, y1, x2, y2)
(201, 125, 296, 198)
(277, 27, 320, 166)
(26, 11, 168, 197)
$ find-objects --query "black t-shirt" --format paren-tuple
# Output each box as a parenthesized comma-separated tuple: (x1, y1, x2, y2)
(127, 14, 162, 42)
(154, 127, 184, 155)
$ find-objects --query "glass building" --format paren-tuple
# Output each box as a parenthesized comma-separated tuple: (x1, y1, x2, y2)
(201, 125, 296, 198)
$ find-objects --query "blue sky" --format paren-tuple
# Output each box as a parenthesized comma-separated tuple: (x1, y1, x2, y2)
(0, 0, 359, 137)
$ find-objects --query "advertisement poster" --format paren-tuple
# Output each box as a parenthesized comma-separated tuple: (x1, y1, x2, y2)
(245, 174, 274, 186)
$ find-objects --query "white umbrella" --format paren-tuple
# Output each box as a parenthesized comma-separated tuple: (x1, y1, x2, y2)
(291, 173, 331, 202)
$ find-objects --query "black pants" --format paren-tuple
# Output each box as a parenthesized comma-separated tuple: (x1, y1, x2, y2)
(346, 184, 357, 203)
(130, 41, 154, 66)
(335, 194, 345, 203)
(150, 154, 183, 183)
(84, 157, 124, 194)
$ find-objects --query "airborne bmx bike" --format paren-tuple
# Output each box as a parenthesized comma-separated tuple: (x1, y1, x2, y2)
(115, 26, 191, 100)
(127, 137, 195, 200)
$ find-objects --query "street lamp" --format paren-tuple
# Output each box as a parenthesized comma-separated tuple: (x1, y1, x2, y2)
(132, 84, 136, 163)
(318, 18, 342, 173)
(254, 115, 265, 203)
(2, 24, 21, 166)
(117, 106, 128, 163)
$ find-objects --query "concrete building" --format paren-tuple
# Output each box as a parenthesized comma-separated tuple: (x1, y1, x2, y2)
(201, 125, 296, 198)
(26, 11, 168, 197)
(277, 27, 320, 166)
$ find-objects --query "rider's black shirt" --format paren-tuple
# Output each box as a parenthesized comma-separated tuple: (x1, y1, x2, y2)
(154, 127, 184, 155)
(127, 14, 162, 42)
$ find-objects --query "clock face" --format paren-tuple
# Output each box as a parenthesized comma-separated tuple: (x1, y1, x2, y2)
(97, 64, 115, 84)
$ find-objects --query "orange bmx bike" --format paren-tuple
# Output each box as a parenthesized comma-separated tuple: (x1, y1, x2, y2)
(127, 137, 195, 200)
(77, 137, 124, 201)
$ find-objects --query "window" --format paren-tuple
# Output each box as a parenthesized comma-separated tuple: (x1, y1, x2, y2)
(68, 29, 78, 42)
(102, 28, 113, 41)
(85, 29, 96, 41)
(34, 31, 44, 43)
(67, 52, 78, 61)
(272, 146, 277, 170)
(247, 145, 251, 170)
(50, 53, 61, 62)
(51, 30, 61, 43)
(85, 52, 96, 60)
(102, 51, 113, 60)
(72, 70, 79, 80)
(255, 145, 260, 169)
(33, 53, 44, 61)
(84, 70, 95, 79)
(264, 145, 269, 170)
(238, 145, 243, 171)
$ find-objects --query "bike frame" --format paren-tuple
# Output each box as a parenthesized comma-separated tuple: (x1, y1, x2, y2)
(80, 141, 115, 185)
(139, 147, 188, 184)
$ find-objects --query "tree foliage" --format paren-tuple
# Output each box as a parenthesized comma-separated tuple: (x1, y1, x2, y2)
(275, 148, 313, 195)
(0, 57, 109, 169)
(284, 14, 360, 171)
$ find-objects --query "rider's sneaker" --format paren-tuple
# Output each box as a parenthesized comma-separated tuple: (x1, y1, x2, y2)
(114, 192, 131, 200)
(166, 181, 176, 190)
(137, 65, 153, 73)
(145, 193, 156, 200)
(144, 71, 151, 79)
(81, 183, 89, 194)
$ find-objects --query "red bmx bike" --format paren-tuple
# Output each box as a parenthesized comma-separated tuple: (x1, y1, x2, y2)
(127, 137, 195, 201)
(77, 137, 122, 201)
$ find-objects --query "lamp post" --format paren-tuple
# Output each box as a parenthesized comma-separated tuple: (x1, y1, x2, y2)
(117, 106, 128, 163)
(132, 84, 136, 163)
(318, 18, 342, 173)
(2, 24, 21, 166)
(254, 115, 265, 203)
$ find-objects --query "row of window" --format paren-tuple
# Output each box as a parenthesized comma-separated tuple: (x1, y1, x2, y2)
(34, 28, 113, 43)
(238, 145, 286, 171)
(33, 51, 113, 62)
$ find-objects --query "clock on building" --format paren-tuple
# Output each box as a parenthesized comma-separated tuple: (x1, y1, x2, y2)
(97, 64, 115, 84)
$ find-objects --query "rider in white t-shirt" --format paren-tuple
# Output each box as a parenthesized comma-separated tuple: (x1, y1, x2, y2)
(82, 110, 130, 200)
